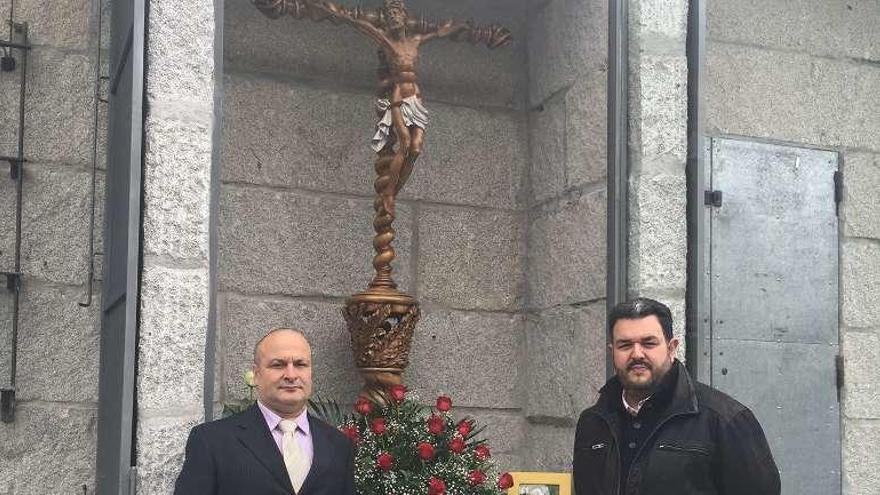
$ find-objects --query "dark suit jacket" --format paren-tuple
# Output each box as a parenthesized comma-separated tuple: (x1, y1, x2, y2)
(174, 404, 356, 495)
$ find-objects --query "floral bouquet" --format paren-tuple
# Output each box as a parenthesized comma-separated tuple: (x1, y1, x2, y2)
(222, 373, 513, 494)
(317, 385, 513, 495)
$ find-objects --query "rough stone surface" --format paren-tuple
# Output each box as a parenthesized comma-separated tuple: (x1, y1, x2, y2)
(0, 291, 11, 390)
(137, 414, 202, 495)
(219, 294, 361, 403)
(219, 185, 413, 297)
(628, 173, 687, 292)
(843, 331, 880, 420)
(11, 0, 93, 49)
(223, 75, 526, 209)
(222, 75, 376, 196)
(12, 49, 93, 164)
(527, 0, 608, 106)
(843, 420, 880, 495)
(407, 309, 524, 409)
(3, 404, 97, 494)
(521, 423, 575, 472)
(0, 178, 14, 272)
(143, 116, 211, 260)
(16, 285, 100, 402)
(139, 265, 209, 409)
(631, 54, 688, 163)
(20, 165, 92, 286)
(565, 71, 607, 189)
(147, 0, 214, 103)
(632, 0, 688, 45)
(524, 302, 606, 420)
(0, 66, 16, 158)
(708, 0, 880, 62)
(841, 240, 880, 329)
(529, 92, 566, 203)
(705, 43, 880, 152)
(842, 152, 880, 240)
(224, 0, 526, 109)
(402, 104, 526, 210)
(527, 188, 606, 309)
(418, 205, 523, 311)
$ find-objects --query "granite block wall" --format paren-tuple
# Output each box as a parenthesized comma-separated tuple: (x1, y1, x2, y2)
(627, 0, 689, 351)
(704, 1, 880, 493)
(0, 0, 103, 492)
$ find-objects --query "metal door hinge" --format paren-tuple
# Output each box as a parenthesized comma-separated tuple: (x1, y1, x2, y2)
(834, 171, 843, 215)
(836, 354, 844, 401)
(704, 190, 723, 207)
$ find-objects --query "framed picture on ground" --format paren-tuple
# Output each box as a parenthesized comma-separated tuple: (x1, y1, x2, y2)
(506, 472, 572, 495)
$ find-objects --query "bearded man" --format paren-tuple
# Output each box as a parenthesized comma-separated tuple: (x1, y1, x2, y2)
(573, 298, 780, 495)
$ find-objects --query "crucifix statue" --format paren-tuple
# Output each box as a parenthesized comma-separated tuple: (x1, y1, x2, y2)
(252, 0, 511, 401)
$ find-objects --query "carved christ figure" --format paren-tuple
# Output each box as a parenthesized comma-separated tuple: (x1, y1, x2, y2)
(252, 0, 511, 217)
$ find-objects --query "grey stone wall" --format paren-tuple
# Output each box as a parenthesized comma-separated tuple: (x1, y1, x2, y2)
(134, 0, 215, 492)
(219, 0, 609, 473)
(705, 1, 880, 493)
(0, 0, 103, 492)
(627, 0, 689, 351)
(523, 0, 608, 471)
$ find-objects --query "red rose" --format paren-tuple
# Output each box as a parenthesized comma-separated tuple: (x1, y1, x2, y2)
(354, 397, 372, 416)
(417, 441, 435, 461)
(436, 395, 452, 412)
(427, 414, 445, 435)
(497, 472, 514, 489)
(427, 477, 446, 495)
(468, 470, 487, 486)
(376, 452, 394, 471)
(456, 419, 472, 437)
(474, 444, 491, 460)
(370, 417, 387, 435)
(389, 384, 407, 402)
(340, 425, 360, 443)
(448, 437, 465, 454)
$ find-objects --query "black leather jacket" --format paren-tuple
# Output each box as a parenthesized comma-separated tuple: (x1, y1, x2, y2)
(573, 360, 780, 495)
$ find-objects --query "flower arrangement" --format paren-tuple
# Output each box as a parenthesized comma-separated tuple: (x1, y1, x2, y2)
(332, 384, 513, 495)
(222, 373, 513, 494)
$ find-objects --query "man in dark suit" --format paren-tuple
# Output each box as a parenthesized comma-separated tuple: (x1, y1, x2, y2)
(175, 328, 356, 495)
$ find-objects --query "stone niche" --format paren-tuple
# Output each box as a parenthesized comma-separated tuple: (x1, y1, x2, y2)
(218, 0, 608, 471)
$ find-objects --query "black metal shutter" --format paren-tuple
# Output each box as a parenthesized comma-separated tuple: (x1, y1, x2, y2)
(95, 0, 145, 493)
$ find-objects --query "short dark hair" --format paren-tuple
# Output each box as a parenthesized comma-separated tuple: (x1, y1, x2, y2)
(608, 297, 674, 341)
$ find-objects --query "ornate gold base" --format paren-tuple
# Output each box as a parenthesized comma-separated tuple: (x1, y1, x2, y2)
(356, 367, 404, 404)
(343, 289, 420, 403)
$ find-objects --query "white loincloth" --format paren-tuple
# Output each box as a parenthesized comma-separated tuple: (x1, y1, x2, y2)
(371, 95, 429, 152)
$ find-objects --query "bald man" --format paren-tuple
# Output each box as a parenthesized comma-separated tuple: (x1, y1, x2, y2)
(174, 329, 356, 495)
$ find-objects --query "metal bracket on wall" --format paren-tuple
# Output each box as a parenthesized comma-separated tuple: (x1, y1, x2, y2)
(704, 190, 723, 207)
(0, 155, 24, 179)
(0, 21, 30, 425)
(0, 389, 14, 423)
(2, 271, 21, 292)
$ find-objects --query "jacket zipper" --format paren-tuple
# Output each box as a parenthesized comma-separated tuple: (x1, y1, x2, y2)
(594, 409, 695, 495)
(657, 443, 710, 455)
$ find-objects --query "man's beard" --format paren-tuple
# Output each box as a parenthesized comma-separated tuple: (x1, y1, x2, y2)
(617, 359, 670, 391)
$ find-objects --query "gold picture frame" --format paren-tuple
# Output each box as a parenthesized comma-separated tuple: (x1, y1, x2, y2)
(506, 471, 572, 495)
